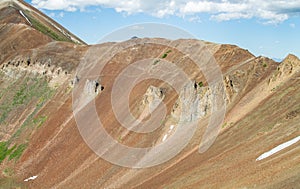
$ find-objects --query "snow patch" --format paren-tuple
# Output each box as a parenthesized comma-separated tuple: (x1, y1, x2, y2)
(162, 134, 168, 142)
(170, 125, 175, 130)
(24, 175, 38, 182)
(168, 125, 175, 133)
(19, 10, 32, 26)
(70, 36, 81, 44)
(50, 22, 65, 35)
(50, 22, 81, 44)
(256, 136, 300, 161)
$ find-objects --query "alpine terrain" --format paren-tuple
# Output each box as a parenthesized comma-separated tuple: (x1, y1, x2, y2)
(0, 0, 299, 188)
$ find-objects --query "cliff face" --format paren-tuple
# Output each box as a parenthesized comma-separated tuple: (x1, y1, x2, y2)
(0, 1, 300, 189)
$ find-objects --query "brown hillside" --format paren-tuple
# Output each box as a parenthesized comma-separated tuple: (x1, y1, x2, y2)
(0, 1, 299, 189)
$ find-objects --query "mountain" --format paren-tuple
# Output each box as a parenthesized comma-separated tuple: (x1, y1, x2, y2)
(0, 1, 299, 188)
(1, 0, 86, 43)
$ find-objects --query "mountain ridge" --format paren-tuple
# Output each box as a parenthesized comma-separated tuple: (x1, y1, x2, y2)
(0, 0, 86, 45)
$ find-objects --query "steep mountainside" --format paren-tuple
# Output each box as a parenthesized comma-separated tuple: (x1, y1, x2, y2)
(0, 1, 299, 189)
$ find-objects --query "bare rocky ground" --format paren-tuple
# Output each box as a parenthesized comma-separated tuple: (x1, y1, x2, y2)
(0, 1, 299, 188)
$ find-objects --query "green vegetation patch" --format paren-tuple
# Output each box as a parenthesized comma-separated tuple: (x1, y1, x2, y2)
(198, 81, 204, 87)
(11, 101, 50, 140)
(0, 77, 53, 125)
(3, 167, 14, 177)
(12, 85, 28, 105)
(0, 142, 16, 163)
(161, 50, 172, 59)
(33, 115, 48, 128)
(0, 142, 10, 163)
(0, 177, 24, 189)
(8, 143, 27, 161)
(153, 59, 160, 65)
(25, 11, 72, 42)
(0, 141, 28, 163)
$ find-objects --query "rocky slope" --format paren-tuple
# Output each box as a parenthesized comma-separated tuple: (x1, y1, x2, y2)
(0, 0, 299, 188)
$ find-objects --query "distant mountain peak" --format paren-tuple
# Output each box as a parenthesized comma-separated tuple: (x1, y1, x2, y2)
(283, 54, 299, 62)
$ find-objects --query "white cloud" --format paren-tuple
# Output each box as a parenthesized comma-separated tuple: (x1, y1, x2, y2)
(290, 23, 296, 28)
(212, 13, 252, 21)
(188, 16, 202, 23)
(59, 12, 64, 17)
(130, 25, 144, 30)
(48, 11, 64, 18)
(30, 0, 300, 24)
(48, 12, 55, 18)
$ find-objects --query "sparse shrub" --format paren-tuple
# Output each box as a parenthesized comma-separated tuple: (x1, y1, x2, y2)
(33, 115, 48, 128)
(3, 167, 14, 177)
(153, 59, 160, 65)
(12, 86, 27, 105)
(118, 136, 123, 142)
(161, 50, 172, 59)
(161, 53, 168, 59)
(198, 81, 204, 87)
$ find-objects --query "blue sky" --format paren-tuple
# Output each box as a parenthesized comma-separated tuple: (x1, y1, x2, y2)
(25, 0, 300, 60)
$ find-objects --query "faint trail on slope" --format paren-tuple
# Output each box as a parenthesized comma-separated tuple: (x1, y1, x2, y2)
(21, 113, 73, 173)
(105, 146, 199, 188)
(54, 138, 128, 188)
(225, 63, 300, 125)
(54, 155, 100, 189)
(225, 57, 256, 75)
(37, 114, 73, 156)
(20, 96, 72, 170)
(30, 84, 75, 156)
